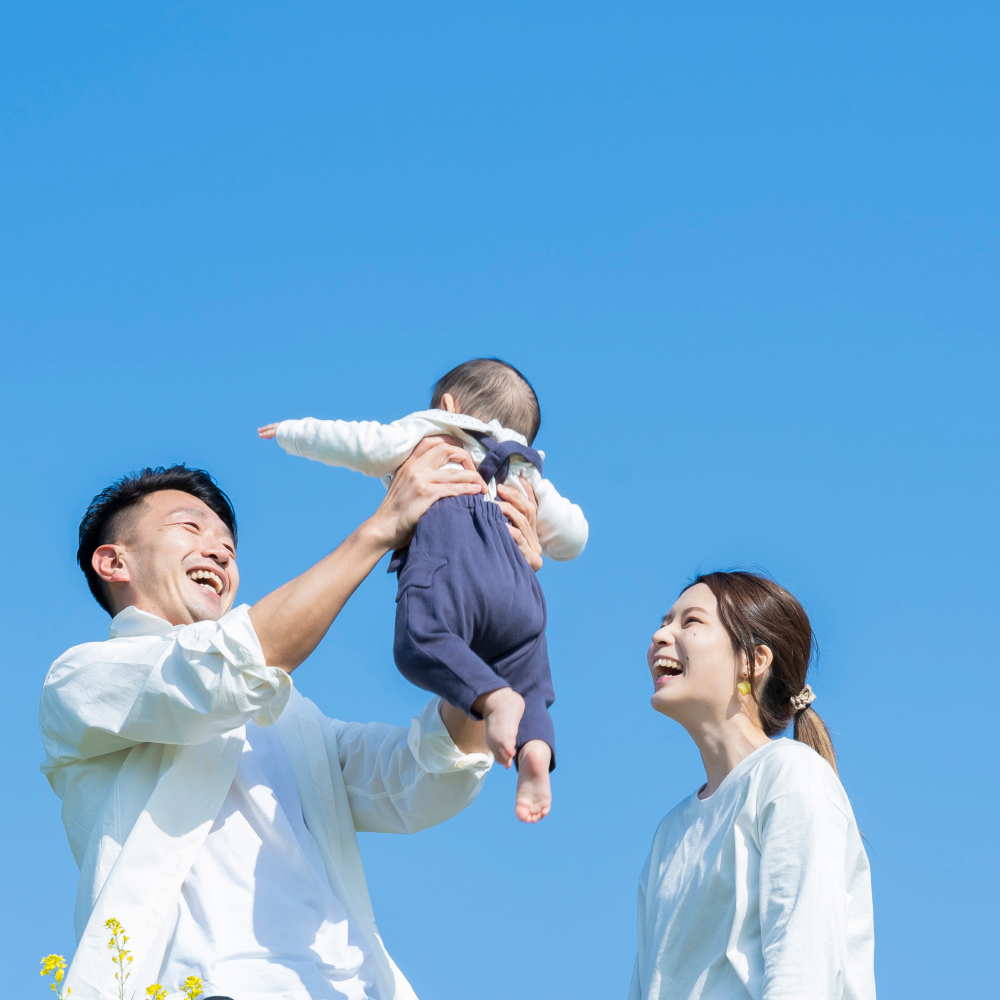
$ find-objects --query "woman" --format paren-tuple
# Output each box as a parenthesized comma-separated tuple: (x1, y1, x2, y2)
(629, 572, 875, 1000)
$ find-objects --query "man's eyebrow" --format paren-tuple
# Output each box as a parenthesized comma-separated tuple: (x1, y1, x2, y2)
(167, 508, 209, 520)
(167, 508, 235, 543)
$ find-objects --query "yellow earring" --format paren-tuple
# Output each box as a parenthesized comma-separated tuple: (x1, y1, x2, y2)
(738, 680, 752, 696)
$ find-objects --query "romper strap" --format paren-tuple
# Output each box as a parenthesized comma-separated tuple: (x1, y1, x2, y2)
(475, 434, 544, 486)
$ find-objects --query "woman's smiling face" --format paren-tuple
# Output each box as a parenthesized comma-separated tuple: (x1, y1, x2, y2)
(647, 583, 742, 721)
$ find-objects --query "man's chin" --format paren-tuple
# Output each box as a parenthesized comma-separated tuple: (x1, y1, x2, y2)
(181, 590, 232, 624)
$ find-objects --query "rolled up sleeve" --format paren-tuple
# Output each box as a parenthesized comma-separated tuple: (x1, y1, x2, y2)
(331, 697, 492, 834)
(40, 605, 291, 767)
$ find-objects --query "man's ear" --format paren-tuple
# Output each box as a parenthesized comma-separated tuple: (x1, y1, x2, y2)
(753, 644, 773, 678)
(92, 544, 131, 584)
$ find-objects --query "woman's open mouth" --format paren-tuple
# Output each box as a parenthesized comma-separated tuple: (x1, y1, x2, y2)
(652, 657, 683, 682)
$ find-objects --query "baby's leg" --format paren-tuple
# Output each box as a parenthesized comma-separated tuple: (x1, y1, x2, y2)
(513, 693, 555, 823)
(515, 740, 553, 824)
(471, 687, 525, 768)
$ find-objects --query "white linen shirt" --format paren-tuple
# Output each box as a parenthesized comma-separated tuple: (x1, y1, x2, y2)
(39, 604, 492, 1000)
(629, 739, 875, 1000)
(275, 410, 589, 562)
(159, 720, 378, 999)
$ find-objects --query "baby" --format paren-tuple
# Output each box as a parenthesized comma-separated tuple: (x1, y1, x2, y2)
(259, 358, 588, 822)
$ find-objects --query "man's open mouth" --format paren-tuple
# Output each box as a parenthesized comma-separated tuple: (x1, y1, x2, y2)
(188, 570, 223, 596)
(652, 657, 683, 678)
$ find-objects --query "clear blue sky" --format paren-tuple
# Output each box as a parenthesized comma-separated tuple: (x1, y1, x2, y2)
(2, 4, 997, 998)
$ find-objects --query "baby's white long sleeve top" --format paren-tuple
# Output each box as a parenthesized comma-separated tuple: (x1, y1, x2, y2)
(275, 409, 588, 561)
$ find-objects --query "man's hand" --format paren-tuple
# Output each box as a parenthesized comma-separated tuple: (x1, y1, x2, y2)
(249, 435, 485, 673)
(496, 476, 543, 571)
(366, 436, 486, 552)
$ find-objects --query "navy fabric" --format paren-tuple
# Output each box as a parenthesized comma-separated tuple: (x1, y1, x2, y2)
(473, 433, 544, 485)
(392, 492, 555, 766)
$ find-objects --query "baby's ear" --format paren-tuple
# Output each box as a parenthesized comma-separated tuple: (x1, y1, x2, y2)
(440, 392, 458, 414)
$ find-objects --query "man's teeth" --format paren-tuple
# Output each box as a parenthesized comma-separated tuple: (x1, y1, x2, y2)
(188, 570, 223, 595)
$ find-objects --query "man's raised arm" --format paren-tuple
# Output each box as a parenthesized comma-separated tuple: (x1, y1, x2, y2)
(249, 436, 485, 674)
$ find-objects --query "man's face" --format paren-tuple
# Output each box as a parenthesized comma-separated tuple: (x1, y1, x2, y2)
(95, 489, 239, 625)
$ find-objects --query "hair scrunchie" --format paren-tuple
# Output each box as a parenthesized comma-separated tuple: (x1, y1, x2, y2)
(789, 684, 816, 713)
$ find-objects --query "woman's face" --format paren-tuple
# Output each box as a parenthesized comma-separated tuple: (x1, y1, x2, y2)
(647, 583, 743, 722)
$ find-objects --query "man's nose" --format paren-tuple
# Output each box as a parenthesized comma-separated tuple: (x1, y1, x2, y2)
(203, 535, 231, 564)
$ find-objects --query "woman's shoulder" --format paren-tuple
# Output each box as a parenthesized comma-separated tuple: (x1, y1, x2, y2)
(752, 738, 852, 814)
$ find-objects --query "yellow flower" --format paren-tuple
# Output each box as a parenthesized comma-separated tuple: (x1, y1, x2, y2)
(103, 918, 133, 1000)
(40, 955, 70, 998)
(181, 975, 205, 999)
(40, 954, 65, 976)
(145, 984, 168, 1000)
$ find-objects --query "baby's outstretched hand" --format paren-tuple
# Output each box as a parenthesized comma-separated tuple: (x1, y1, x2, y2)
(258, 423, 279, 439)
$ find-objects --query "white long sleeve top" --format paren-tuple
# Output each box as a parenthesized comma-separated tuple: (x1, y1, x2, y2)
(275, 410, 589, 562)
(629, 739, 875, 1000)
(39, 605, 492, 1000)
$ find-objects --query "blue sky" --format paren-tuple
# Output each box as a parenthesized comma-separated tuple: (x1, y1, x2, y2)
(2, 3, 997, 997)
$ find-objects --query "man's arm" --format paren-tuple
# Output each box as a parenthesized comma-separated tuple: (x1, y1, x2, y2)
(249, 436, 486, 673)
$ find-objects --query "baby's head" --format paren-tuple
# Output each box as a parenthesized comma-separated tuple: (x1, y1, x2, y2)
(431, 358, 541, 444)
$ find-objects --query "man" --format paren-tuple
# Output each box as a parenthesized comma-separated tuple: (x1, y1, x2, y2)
(41, 439, 542, 1000)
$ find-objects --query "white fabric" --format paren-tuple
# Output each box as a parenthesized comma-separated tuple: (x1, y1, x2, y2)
(276, 409, 589, 561)
(160, 722, 377, 999)
(629, 739, 875, 1000)
(39, 604, 492, 1000)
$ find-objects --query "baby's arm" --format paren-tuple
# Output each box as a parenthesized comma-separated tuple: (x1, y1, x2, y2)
(262, 415, 441, 478)
(531, 475, 589, 561)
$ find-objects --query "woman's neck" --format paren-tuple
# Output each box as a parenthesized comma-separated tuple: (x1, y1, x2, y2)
(686, 713, 771, 799)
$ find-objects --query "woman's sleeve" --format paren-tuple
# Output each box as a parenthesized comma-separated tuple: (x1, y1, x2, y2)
(327, 697, 492, 834)
(531, 474, 589, 561)
(39, 605, 291, 766)
(275, 416, 433, 478)
(757, 788, 852, 1000)
(628, 876, 647, 1000)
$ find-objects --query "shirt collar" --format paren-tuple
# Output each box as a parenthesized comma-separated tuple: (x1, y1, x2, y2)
(108, 606, 177, 639)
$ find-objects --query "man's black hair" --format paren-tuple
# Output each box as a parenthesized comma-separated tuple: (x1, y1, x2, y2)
(430, 357, 541, 443)
(77, 465, 238, 615)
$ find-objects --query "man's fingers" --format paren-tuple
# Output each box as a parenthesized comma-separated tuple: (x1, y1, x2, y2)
(410, 435, 479, 473)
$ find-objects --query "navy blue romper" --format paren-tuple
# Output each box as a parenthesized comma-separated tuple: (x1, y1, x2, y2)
(389, 436, 555, 767)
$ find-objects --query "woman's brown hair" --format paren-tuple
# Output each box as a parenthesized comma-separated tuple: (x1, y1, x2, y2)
(689, 571, 838, 772)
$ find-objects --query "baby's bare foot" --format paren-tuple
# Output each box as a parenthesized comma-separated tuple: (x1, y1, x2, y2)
(472, 688, 525, 768)
(515, 740, 552, 824)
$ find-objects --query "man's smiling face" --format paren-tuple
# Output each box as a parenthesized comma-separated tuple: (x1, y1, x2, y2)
(92, 489, 239, 625)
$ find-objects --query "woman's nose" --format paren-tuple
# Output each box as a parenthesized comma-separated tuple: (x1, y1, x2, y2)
(651, 625, 673, 646)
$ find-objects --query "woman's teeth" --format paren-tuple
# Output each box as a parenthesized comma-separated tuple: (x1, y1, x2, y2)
(653, 658, 682, 677)
(188, 569, 223, 595)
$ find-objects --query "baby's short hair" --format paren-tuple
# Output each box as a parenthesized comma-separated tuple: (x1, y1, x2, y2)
(431, 358, 541, 444)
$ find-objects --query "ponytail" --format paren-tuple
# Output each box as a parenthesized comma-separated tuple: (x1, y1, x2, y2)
(793, 706, 838, 773)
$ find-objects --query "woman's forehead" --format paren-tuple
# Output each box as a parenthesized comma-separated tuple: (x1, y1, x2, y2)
(667, 583, 717, 617)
